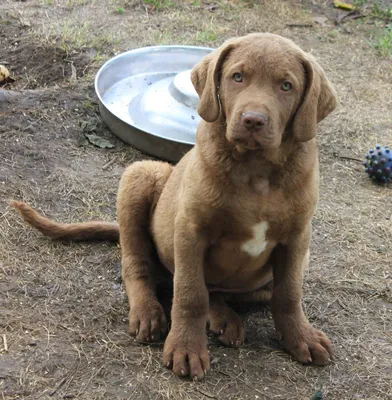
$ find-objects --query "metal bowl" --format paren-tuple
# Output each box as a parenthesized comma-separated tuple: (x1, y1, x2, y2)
(95, 45, 213, 162)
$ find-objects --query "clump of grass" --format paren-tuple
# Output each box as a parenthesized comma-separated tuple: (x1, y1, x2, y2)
(35, 20, 120, 56)
(373, 27, 392, 56)
(59, 22, 119, 51)
(115, 6, 125, 13)
(353, 0, 369, 7)
(143, 0, 173, 11)
(371, 2, 392, 21)
(195, 29, 217, 43)
(93, 51, 108, 63)
(149, 30, 183, 45)
(354, 1, 392, 57)
(354, 0, 392, 20)
(66, 0, 91, 6)
(83, 99, 96, 111)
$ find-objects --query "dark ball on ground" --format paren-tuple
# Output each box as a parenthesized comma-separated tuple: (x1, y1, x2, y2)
(363, 145, 392, 183)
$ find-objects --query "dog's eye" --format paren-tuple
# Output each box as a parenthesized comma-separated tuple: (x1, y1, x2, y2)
(281, 81, 292, 91)
(232, 73, 243, 83)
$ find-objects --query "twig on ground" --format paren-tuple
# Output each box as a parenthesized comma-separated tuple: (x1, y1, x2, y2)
(2, 334, 8, 352)
(333, 153, 363, 162)
(286, 23, 313, 28)
(195, 388, 217, 398)
(49, 377, 67, 397)
(102, 158, 116, 170)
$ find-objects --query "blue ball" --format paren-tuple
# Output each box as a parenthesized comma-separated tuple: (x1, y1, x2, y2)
(363, 145, 392, 183)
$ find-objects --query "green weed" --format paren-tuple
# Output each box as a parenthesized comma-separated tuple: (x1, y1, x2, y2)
(143, 0, 173, 11)
(195, 29, 217, 43)
(373, 27, 392, 56)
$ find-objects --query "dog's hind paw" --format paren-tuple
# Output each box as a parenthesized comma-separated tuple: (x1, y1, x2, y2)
(208, 300, 245, 347)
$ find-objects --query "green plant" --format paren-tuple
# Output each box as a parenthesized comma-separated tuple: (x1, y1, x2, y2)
(371, 2, 392, 21)
(66, 0, 90, 6)
(115, 6, 125, 13)
(143, 0, 172, 11)
(93, 51, 109, 64)
(83, 100, 96, 111)
(353, 0, 392, 21)
(353, 0, 368, 7)
(195, 29, 217, 43)
(373, 27, 392, 56)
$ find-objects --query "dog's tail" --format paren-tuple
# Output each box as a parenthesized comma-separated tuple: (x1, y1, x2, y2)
(11, 201, 119, 242)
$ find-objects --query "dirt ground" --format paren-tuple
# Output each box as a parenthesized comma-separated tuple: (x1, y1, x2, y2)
(1, 0, 391, 399)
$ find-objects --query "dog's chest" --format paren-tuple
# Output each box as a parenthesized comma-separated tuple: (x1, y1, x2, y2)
(250, 176, 270, 196)
(241, 221, 269, 258)
(237, 180, 295, 257)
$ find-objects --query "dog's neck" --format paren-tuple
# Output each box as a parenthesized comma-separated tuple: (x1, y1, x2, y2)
(196, 120, 310, 190)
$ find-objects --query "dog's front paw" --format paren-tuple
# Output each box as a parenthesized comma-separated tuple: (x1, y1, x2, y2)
(129, 299, 167, 342)
(163, 327, 210, 380)
(279, 323, 333, 366)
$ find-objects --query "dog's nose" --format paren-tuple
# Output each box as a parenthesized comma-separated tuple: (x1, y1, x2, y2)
(241, 112, 268, 130)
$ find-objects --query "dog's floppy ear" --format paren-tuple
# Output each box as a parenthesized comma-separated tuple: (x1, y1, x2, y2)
(292, 54, 338, 142)
(191, 39, 238, 122)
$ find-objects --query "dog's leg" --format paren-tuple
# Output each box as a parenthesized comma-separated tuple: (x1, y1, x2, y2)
(117, 161, 173, 343)
(162, 217, 210, 380)
(271, 228, 333, 366)
(208, 292, 245, 347)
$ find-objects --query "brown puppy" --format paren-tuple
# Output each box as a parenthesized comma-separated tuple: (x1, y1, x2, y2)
(12, 33, 338, 381)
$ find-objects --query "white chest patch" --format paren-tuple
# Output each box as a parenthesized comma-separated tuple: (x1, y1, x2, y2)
(241, 221, 269, 258)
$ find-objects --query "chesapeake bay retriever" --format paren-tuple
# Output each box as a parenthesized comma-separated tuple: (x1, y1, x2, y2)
(12, 33, 338, 380)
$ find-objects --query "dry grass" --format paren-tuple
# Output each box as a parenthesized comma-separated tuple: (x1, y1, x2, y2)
(1, 0, 392, 399)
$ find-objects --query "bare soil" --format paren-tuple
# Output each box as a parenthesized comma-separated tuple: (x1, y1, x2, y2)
(0, 1, 391, 399)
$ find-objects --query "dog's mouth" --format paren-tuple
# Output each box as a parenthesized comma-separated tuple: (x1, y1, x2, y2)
(253, 133, 278, 147)
(227, 131, 278, 151)
(231, 137, 261, 150)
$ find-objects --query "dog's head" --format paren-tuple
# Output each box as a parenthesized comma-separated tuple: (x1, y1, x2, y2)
(191, 33, 338, 150)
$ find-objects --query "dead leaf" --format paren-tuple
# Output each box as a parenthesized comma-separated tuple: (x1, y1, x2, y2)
(77, 135, 89, 147)
(79, 117, 100, 133)
(206, 5, 218, 12)
(18, 17, 31, 28)
(0, 65, 15, 85)
(333, 1, 355, 11)
(70, 63, 77, 82)
(311, 390, 323, 400)
(314, 16, 329, 26)
(85, 134, 115, 149)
